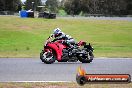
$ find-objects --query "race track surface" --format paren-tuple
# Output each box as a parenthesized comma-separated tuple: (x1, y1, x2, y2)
(0, 58, 132, 82)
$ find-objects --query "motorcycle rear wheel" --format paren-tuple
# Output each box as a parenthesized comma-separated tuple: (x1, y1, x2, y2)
(78, 51, 94, 63)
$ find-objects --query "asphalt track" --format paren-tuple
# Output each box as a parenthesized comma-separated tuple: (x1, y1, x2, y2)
(0, 58, 132, 82)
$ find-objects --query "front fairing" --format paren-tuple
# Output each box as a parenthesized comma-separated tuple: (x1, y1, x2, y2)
(44, 42, 67, 61)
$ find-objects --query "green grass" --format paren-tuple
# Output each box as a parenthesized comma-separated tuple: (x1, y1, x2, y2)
(0, 16, 132, 58)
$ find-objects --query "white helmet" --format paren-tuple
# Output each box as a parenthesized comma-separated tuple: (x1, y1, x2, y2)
(53, 28, 61, 35)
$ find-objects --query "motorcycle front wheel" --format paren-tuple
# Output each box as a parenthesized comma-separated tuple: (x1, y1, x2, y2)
(40, 50, 55, 64)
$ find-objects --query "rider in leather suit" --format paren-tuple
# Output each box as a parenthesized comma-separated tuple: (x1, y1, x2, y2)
(50, 28, 75, 48)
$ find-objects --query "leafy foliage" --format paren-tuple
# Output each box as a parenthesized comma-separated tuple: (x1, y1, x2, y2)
(0, 0, 22, 11)
(62, 0, 132, 15)
(45, 0, 59, 13)
(25, 0, 42, 11)
(64, 0, 82, 15)
(0, 0, 132, 15)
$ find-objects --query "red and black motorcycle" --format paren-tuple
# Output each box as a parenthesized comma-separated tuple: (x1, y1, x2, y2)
(40, 37, 94, 64)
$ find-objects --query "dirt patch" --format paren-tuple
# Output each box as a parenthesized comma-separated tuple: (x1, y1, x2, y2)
(0, 82, 132, 88)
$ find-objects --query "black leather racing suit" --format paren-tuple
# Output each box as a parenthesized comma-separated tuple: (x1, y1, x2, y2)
(51, 32, 75, 47)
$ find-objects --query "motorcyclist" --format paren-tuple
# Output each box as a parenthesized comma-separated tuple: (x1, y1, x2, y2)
(50, 28, 75, 49)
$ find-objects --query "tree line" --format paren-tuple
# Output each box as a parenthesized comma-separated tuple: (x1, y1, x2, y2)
(0, 0, 42, 11)
(0, 0, 21, 11)
(0, 0, 132, 15)
(61, 0, 132, 15)
(46, 0, 132, 15)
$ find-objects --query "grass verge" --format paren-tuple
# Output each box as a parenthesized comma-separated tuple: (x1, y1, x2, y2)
(0, 82, 132, 88)
(0, 16, 132, 58)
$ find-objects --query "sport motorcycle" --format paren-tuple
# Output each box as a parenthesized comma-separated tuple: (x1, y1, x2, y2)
(40, 37, 94, 64)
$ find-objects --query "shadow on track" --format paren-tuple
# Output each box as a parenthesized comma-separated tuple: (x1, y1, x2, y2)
(40, 61, 93, 65)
